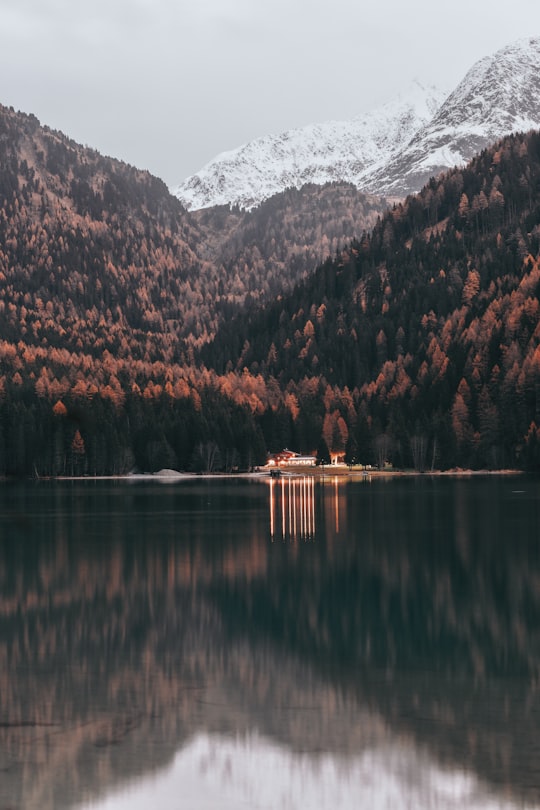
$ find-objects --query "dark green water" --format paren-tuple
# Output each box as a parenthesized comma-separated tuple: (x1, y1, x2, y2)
(1, 475, 540, 809)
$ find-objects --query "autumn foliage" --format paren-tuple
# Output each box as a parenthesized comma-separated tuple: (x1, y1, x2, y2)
(1, 101, 540, 474)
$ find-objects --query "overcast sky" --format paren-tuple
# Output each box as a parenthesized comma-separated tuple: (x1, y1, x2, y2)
(1, 0, 539, 188)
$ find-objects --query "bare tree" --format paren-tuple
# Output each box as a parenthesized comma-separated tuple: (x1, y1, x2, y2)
(410, 434, 428, 472)
(374, 433, 392, 469)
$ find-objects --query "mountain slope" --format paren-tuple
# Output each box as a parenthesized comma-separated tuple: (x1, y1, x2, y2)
(174, 81, 444, 210)
(0, 104, 389, 357)
(201, 130, 540, 469)
(366, 36, 540, 196)
(174, 37, 540, 210)
(0, 102, 215, 357)
(191, 182, 388, 301)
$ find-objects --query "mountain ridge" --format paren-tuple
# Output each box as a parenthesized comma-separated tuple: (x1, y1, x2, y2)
(366, 35, 540, 196)
(173, 81, 444, 210)
(174, 36, 540, 210)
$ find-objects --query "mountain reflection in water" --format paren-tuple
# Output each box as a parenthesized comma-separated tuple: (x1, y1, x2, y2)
(0, 476, 539, 809)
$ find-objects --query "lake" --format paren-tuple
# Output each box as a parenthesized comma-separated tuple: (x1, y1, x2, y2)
(1, 474, 540, 809)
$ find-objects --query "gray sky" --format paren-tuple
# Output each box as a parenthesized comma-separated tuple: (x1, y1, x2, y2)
(1, 0, 539, 188)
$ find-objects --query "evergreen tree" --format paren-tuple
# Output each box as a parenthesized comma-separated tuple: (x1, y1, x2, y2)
(316, 437, 330, 466)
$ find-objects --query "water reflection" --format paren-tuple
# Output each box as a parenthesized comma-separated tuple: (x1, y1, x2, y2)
(269, 476, 316, 541)
(1, 477, 540, 809)
(268, 474, 368, 542)
(86, 732, 526, 810)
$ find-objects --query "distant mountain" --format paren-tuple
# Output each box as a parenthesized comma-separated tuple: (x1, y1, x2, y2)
(366, 36, 540, 196)
(174, 81, 444, 210)
(174, 37, 540, 210)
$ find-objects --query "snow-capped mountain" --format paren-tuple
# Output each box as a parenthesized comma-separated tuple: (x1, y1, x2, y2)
(174, 81, 445, 211)
(365, 36, 540, 196)
(174, 37, 540, 211)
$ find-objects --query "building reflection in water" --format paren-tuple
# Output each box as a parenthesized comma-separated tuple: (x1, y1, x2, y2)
(268, 474, 372, 542)
(269, 476, 316, 541)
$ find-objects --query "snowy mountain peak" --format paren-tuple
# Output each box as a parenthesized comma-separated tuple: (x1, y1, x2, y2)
(173, 37, 540, 210)
(365, 35, 540, 196)
(173, 83, 446, 211)
(433, 36, 540, 133)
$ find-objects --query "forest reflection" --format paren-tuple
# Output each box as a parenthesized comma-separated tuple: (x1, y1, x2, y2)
(1, 478, 540, 809)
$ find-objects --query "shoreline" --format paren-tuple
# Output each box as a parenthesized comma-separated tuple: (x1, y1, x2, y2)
(12, 467, 527, 483)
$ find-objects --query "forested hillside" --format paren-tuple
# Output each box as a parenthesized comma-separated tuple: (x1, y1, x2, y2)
(0, 104, 385, 475)
(0, 104, 214, 352)
(0, 104, 386, 353)
(192, 182, 387, 303)
(203, 131, 540, 471)
(1, 101, 540, 474)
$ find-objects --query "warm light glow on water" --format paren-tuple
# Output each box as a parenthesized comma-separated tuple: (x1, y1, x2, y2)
(334, 477, 339, 534)
(269, 476, 316, 541)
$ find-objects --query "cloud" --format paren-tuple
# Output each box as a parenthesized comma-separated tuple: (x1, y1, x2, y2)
(0, 0, 539, 184)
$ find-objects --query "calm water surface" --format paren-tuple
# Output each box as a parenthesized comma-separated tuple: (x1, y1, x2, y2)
(1, 475, 540, 809)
